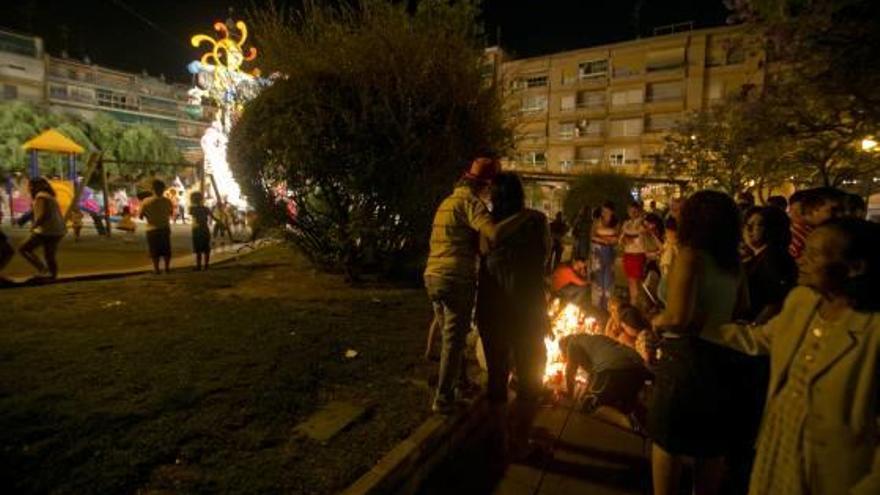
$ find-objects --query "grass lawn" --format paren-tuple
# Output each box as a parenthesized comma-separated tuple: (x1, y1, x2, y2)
(0, 245, 434, 494)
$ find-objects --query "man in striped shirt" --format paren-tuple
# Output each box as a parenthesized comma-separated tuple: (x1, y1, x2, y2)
(424, 154, 507, 414)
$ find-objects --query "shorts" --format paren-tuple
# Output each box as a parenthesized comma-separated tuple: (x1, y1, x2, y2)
(146, 228, 171, 258)
(192, 228, 211, 253)
(622, 253, 646, 280)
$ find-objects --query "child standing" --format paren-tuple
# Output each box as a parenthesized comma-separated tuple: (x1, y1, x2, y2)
(69, 206, 84, 242)
(189, 192, 212, 270)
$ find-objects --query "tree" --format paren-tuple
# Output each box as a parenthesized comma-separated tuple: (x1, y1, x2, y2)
(656, 94, 794, 196)
(229, 0, 512, 278)
(723, 0, 880, 190)
(563, 172, 634, 226)
(0, 101, 182, 178)
(728, 0, 880, 126)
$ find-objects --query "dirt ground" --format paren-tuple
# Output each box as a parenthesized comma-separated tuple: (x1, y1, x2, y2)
(0, 245, 435, 494)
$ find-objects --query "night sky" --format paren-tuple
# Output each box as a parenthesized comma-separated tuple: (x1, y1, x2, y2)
(5, 0, 730, 82)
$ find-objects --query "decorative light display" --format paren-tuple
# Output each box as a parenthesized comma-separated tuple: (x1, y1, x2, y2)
(188, 19, 266, 208)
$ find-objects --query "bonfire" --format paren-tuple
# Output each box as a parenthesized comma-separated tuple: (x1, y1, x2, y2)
(543, 299, 598, 391)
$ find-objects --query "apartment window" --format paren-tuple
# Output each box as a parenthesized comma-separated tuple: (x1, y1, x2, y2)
(608, 147, 640, 166)
(49, 84, 68, 99)
(69, 86, 95, 103)
(609, 118, 643, 137)
(611, 88, 643, 107)
(576, 90, 605, 108)
(521, 94, 548, 112)
(575, 146, 602, 165)
(578, 59, 608, 80)
(520, 151, 547, 165)
(560, 159, 573, 172)
(646, 48, 685, 72)
(575, 119, 603, 137)
(2, 84, 17, 100)
(560, 95, 575, 111)
(646, 113, 680, 132)
(612, 62, 641, 78)
(512, 74, 548, 90)
(559, 122, 576, 139)
(647, 81, 683, 102)
(521, 129, 546, 141)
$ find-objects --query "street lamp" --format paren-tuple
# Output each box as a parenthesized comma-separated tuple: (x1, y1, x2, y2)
(862, 137, 878, 152)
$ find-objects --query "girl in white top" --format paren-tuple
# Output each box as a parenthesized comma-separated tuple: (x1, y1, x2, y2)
(19, 177, 66, 278)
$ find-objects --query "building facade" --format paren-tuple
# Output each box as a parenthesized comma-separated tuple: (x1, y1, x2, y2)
(492, 24, 764, 212)
(0, 29, 45, 104)
(0, 28, 210, 163)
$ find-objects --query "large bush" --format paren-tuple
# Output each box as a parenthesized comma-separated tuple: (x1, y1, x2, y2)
(563, 172, 635, 225)
(228, 0, 512, 279)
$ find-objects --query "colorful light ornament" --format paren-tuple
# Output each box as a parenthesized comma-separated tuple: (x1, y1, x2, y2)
(188, 19, 266, 209)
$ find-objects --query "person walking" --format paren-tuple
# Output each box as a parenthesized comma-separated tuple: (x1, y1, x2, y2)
(590, 201, 619, 310)
(620, 201, 647, 306)
(189, 191, 212, 271)
(424, 153, 515, 414)
(548, 212, 568, 272)
(139, 180, 174, 274)
(18, 177, 66, 279)
(648, 191, 745, 495)
(704, 218, 880, 495)
(475, 171, 549, 460)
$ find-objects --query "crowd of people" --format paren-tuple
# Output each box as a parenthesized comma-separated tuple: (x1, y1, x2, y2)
(424, 153, 880, 495)
(0, 175, 253, 280)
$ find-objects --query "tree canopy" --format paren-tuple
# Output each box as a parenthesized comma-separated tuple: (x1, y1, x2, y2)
(230, 0, 512, 278)
(0, 101, 183, 176)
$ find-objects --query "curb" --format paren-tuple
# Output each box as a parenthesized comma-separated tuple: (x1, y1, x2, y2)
(0, 241, 267, 289)
(341, 396, 490, 495)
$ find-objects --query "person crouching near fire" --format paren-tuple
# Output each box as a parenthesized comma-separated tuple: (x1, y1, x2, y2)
(560, 333, 652, 431)
(550, 256, 590, 308)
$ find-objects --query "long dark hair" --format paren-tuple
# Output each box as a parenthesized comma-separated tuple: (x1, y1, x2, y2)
(747, 206, 791, 251)
(490, 172, 525, 222)
(29, 177, 56, 197)
(678, 190, 741, 273)
(822, 218, 880, 312)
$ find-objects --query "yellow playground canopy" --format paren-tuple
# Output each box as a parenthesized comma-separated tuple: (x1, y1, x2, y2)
(22, 129, 85, 154)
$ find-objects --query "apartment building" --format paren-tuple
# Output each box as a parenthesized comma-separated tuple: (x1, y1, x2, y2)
(493, 24, 764, 212)
(45, 56, 211, 162)
(0, 29, 45, 103)
(0, 28, 211, 163)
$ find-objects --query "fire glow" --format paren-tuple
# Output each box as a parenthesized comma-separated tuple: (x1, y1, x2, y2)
(543, 300, 597, 389)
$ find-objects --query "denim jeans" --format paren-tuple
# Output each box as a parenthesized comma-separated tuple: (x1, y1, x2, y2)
(591, 244, 616, 310)
(425, 275, 475, 406)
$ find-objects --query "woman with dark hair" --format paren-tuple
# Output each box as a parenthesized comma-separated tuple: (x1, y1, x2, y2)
(590, 201, 619, 310)
(476, 172, 550, 461)
(704, 218, 880, 495)
(648, 190, 744, 495)
(743, 206, 797, 320)
(18, 177, 66, 279)
(727, 206, 799, 494)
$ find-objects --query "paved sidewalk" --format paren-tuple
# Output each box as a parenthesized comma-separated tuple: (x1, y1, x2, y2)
(493, 406, 650, 495)
(419, 402, 651, 495)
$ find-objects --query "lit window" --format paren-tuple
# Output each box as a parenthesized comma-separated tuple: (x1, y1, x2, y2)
(578, 59, 608, 80)
(609, 118, 643, 137)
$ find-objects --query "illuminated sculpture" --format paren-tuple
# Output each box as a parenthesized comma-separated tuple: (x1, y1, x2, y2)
(188, 19, 265, 208)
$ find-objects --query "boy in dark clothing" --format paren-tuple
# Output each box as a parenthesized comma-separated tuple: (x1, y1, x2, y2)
(560, 334, 650, 415)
